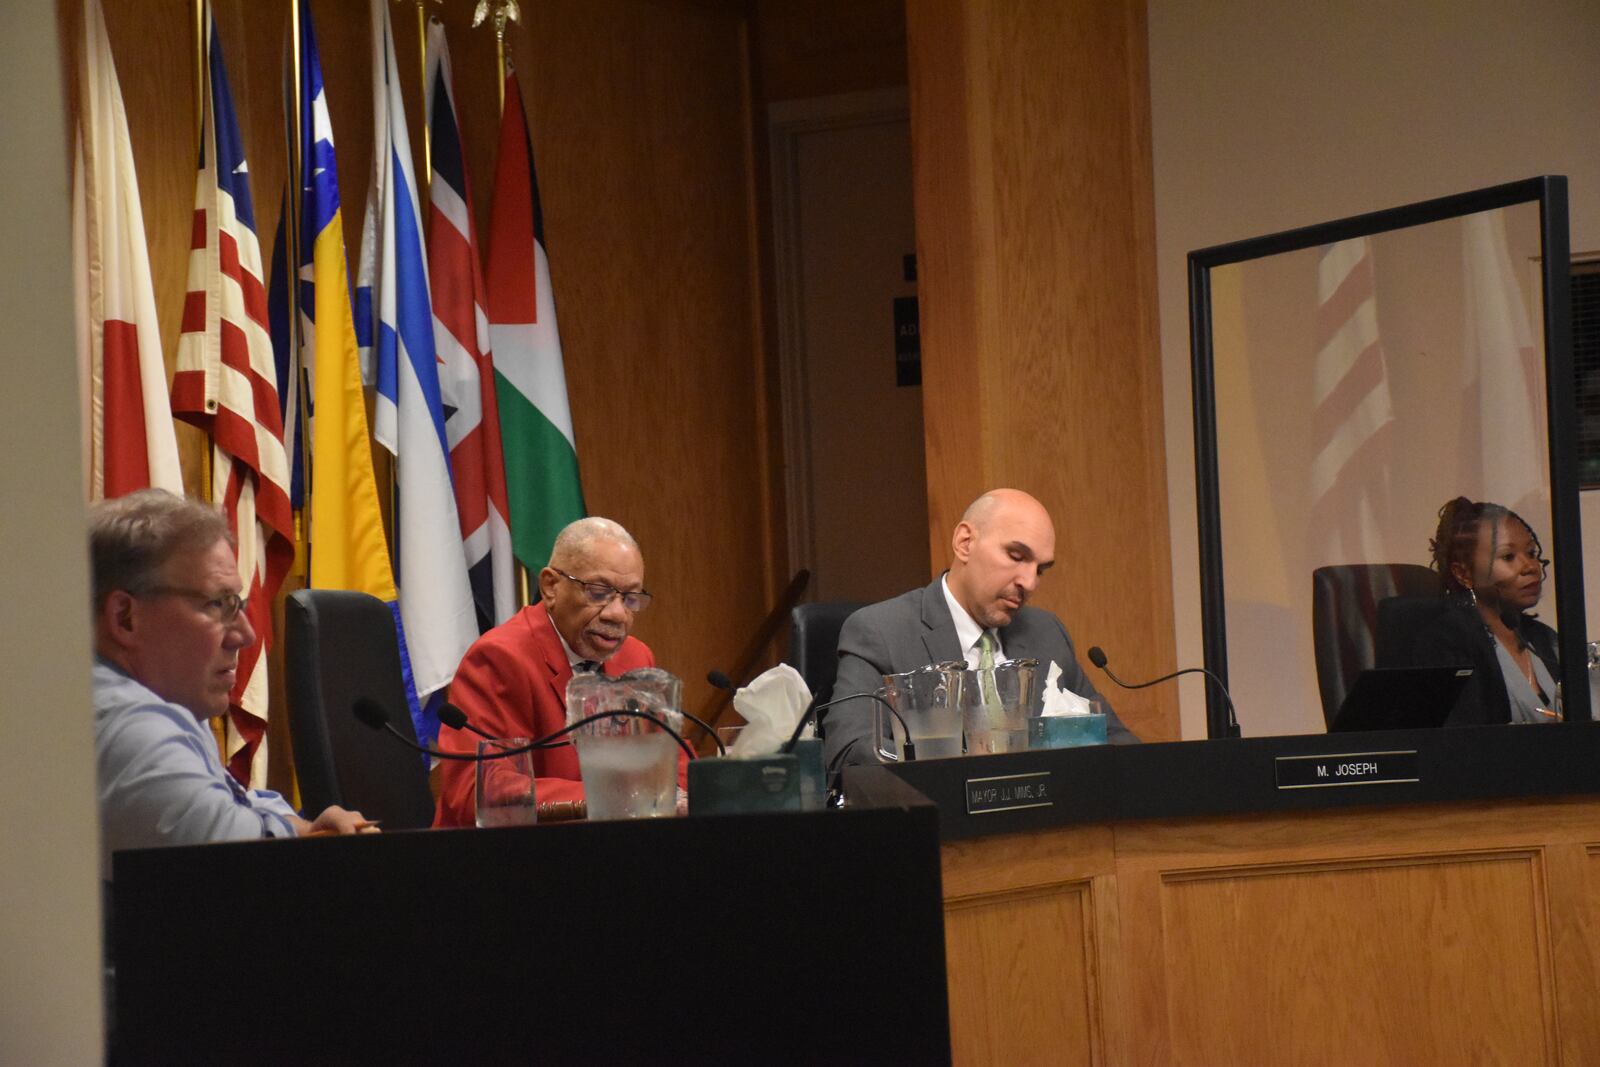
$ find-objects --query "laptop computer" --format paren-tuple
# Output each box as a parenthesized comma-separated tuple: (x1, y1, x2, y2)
(1330, 665, 1474, 733)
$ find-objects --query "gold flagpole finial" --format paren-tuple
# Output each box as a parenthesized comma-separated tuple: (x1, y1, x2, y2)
(472, 0, 520, 116)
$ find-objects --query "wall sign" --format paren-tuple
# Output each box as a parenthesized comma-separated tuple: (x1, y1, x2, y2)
(893, 296, 920, 386)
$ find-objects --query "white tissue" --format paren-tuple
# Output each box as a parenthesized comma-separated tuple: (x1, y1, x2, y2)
(1040, 660, 1094, 716)
(728, 663, 813, 757)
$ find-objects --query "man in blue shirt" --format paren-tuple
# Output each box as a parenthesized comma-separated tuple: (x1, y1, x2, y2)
(91, 489, 372, 880)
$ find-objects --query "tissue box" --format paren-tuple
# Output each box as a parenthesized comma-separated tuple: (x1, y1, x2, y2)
(1029, 714, 1107, 749)
(688, 754, 800, 814)
(687, 739, 827, 815)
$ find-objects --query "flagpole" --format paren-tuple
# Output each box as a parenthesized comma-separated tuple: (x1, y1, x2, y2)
(288, 0, 307, 555)
(473, 0, 525, 604)
(193, 0, 212, 505)
(193, 0, 205, 159)
(415, 1, 430, 195)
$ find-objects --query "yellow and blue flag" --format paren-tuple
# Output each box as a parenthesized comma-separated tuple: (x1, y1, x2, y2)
(299, 0, 396, 603)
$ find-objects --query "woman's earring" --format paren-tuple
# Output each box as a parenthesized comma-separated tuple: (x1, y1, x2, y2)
(1467, 586, 1477, 607)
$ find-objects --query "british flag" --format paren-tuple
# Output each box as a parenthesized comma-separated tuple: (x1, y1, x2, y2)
(427, 19, 516, 632)
(171, 3, 294, 788)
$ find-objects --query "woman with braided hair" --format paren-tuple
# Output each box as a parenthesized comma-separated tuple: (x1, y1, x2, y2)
(1414, 496, 1561, 725)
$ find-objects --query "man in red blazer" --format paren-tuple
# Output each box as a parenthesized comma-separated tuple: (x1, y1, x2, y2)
(434, 517, 682, 827)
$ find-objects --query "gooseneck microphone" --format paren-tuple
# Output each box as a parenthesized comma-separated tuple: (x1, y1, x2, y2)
(352, 698, 700, 761)
(1086, 646, 1241, 737)
(787, 691, 913, 760)
(437, 702, 496, 741)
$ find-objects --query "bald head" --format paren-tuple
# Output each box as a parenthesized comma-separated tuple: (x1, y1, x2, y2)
(547, 517, 639, 571)
(959, 488, 1048, 533)
(947, 489, 1055, 629)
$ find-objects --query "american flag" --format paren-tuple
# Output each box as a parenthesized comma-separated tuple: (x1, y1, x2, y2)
(426, 19, 516, 632)
(1309, 236, 1393, 566)
(170, 3, 294, 788)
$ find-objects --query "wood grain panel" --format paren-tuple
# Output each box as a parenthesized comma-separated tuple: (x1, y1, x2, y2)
(1109, 797, 1600, 1065)
(752, 0, 907, 104)
(1158, 852, 1555, 1065)
(942, 821, 1116, 898)
(906, 0, 1177, 742)
(1552, 844, 1600, 1063)
(946, 881, 1102, 1066)
(904, 0, 987, 563)
(942, 823, 1116, 1065)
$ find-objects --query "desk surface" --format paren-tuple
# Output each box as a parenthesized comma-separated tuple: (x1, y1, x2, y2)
(846, 719, 1600, 840)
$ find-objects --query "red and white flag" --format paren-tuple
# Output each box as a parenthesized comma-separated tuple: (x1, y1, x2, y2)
(426, 21, 516, 631)
(170, 4, 294, 788)
(73, 0, 182, 500)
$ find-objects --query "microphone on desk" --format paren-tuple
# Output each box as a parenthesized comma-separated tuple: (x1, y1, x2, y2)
(1086, 646, 1241, 737)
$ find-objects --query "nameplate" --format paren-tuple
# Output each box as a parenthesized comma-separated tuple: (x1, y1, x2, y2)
(965, 771, 1054, 814)
(1275, 750, 1419, 790)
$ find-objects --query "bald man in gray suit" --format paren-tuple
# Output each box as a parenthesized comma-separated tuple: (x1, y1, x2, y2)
(823, 488, 1138, 773)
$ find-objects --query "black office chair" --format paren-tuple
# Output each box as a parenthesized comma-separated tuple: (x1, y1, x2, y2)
(1374, 594, 1455, 668)
(785, 601, 865, 707)
(284, 589, 437, 830)
(1311, 564, 1439, 728)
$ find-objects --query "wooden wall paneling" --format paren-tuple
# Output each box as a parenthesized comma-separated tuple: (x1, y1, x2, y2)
(751, 0, 907, 104)
(1110, 798, 1600, 1064)
(736, 10, 789, 618)
(942, 824, 1116, 1065)
(945, 882, 1102, 1065)
(905, 0, 1177, 742)
(501, 0, 776, 715)
(1549, 842, 1600, 1063)
(1158, 853, 1555, 1064)
(904, 0, 988, 560)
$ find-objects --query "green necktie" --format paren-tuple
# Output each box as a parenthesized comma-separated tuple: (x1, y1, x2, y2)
(977, 632, 1003, 723)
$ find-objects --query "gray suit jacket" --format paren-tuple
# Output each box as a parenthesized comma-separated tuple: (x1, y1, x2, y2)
(823, 576, 1139, 772)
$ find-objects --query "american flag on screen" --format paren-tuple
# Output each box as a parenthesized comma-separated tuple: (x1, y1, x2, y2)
(170, 3, 294, 788)
(1309, 237, 1393, 565)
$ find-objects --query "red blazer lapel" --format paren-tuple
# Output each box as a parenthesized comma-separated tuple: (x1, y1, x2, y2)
(529, 603, 576, 714)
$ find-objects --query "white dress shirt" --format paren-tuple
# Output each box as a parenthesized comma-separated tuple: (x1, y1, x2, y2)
(941, 574, 1005, 669)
